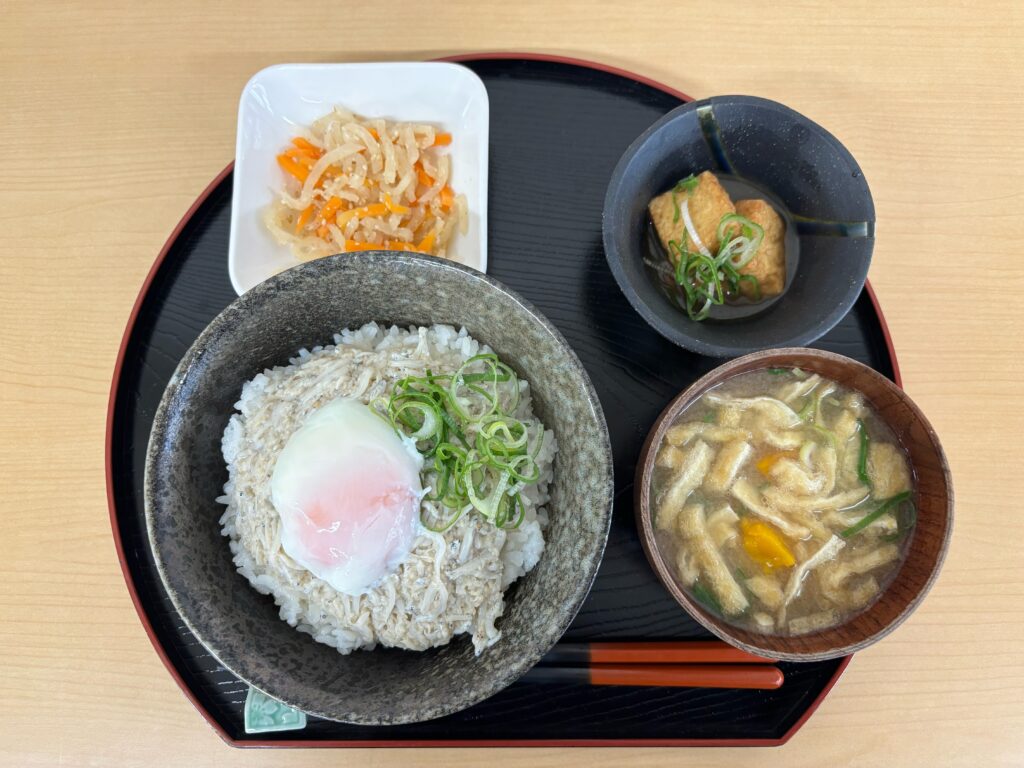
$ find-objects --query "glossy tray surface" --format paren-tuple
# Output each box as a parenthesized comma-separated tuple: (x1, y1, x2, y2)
(108, 56, 895, 746)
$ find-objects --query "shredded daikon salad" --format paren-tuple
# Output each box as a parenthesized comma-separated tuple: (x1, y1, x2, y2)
(263, 106, 468, 263)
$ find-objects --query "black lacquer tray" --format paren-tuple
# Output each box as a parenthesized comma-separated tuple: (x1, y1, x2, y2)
(107, 54, 899, 747)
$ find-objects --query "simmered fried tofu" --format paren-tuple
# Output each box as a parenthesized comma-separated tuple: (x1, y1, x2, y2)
(658, 440, 715, 528)
(867, 442, 912, 499)
(734, 199, 786, 298)
(705, 440, 753, 494)
(649, 171, 734, 261)
(656, 443, 686, 470)
(678, 504, 749, 615)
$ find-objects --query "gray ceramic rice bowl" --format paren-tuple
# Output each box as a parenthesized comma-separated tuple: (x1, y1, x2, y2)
(144, 251, 614, 725)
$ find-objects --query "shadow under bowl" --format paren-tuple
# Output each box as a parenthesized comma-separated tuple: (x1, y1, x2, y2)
(635, 348, 952, 661)
(144, 251, 614, 724)
(603, 95, 875, 357)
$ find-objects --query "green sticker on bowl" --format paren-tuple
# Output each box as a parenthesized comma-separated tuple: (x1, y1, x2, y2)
(244, 687, 307, 733)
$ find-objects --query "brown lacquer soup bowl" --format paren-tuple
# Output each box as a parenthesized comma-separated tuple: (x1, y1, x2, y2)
(635, 348, 952, 662)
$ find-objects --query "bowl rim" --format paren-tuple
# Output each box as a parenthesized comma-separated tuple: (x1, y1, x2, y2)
(602, 95, 875, 358)
(634, 347, 953, 661)
(143, 250, 615, 723)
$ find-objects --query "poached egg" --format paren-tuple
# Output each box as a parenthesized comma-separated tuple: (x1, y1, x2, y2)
(270, 398, 423, 595)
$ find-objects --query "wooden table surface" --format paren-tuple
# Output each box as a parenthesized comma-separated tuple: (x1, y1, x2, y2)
(3, 1, 1022, 765)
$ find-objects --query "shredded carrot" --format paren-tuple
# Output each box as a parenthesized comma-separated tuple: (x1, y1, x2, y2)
(344, 239, 378, 252)
(415, 162, 434, 188)
(319, 196, 345, 225)
(316, 225, 330, 240)
(439, 185, 454, 210)
(383, 194, 410, 215)
(432, 132, 452, 146)
(418, 214, 436, 240)
(368, 128, 380, 140)
(276, 153, 309, 183)
(344, 238, 428, 254)
(294, 205, 314, 233)
(417, 231, 436, 253)
(336, 202, 389, 228)
(283, 150, 316, 169)
(314, 166, 344, 187)
(291, 137, 322, 156)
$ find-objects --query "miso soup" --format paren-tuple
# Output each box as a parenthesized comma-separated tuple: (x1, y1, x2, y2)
(651, 368, 915, 636)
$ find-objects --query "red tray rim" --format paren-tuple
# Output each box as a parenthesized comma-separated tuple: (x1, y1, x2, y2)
(105, 51, 897, 749)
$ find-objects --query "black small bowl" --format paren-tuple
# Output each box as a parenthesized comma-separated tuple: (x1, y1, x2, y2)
(603, 95, 874, 357)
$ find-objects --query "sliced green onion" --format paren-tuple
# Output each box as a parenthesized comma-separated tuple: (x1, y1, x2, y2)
(664, 207, 767, 322)
(767, 367, 792, 375)
(382, 355, 540, 530)
(810, 424, 836, 448)
(798, 399, 814, 421)
(679, 198, 712, 258)
(690, 581, 723, 614)
(420, 501, 468, 533)
(840, 491, 913, 538)
(715, 213, 764, 270)
(737, 273, 762, 300)
(882, 500, 918, 543)
(671, 175, 699, 223)
(857, 419, 872, 488)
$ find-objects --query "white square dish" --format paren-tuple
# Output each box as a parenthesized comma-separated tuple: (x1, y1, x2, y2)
(229, 62, 489, 295)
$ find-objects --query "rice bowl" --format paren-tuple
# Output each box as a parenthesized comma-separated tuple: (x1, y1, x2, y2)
(218, 322, 556, 656)
(144, 250, 612, 724)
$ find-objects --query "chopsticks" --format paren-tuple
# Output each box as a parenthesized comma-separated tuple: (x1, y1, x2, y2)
(523, 641, 783, 691)
(523, 664, 783, 689)
(542, 641, 775, 665)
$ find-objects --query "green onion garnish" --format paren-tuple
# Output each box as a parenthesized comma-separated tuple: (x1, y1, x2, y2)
(665, 206, 765, 322)
(857, 419, 872, 487)
(738, 274, 762, 301)
(798, 399, 814, 421)
(671, 174, 700, 223)
(810, 424, 836, 448)
(882, 499, 918, 543)
(691, 581, 723, 614)
(840, 491, 913, 538)
(767, 367, 791, 375)
(379, 353, 543, 532)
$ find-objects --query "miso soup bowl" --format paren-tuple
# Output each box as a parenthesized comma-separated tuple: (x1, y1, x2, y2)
(635, 348, 953, 662)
